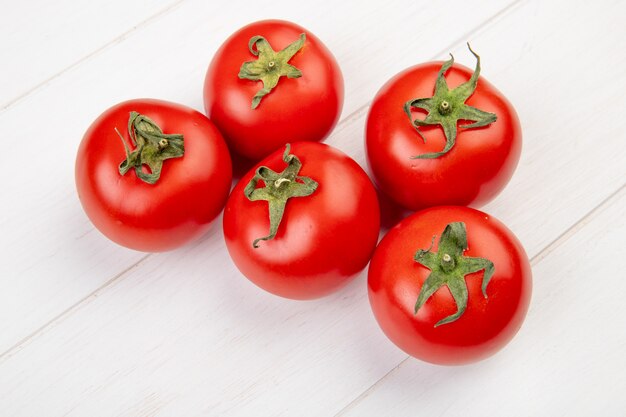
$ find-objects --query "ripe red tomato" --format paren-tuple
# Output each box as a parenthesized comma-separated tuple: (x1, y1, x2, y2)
(223, 142, 380, 300)
(204, 20, 344, 161)
(368, 206, 531, 365)
(75, 99, 232, 252)
(366, 49, 521, 211)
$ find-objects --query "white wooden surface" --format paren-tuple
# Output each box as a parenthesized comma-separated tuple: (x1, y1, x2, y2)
(0, 1, 625, 416)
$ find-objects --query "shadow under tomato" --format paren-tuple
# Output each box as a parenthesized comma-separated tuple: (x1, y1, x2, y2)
(229, 151, 257, 181)
(377, 187, 412, 232)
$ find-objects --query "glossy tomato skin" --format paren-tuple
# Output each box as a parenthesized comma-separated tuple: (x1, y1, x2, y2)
(204, 20, 344, 161)
(224, 142, 380, 300)
(75, 99, 232, 252)
(368, 206, 531, 365)
(366, 62, 521, 211)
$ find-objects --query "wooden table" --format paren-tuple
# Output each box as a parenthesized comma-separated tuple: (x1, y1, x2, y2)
(1, 1, 624, 415)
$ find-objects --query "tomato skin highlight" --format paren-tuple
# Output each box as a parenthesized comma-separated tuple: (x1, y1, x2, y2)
(204, 20, 344, 161)
(223, 142, 380, 300)
(368, 206, 531, 365)
(366, 62, 521, 211)
(75, 99, 232, 252)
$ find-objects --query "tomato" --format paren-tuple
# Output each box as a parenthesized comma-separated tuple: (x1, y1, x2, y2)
(204, 20, 344, 161)
(75, 99, 232, 252)
(366, 47, 521, 211)
(223, 142, 380, 300)
(368, 206, 531, 365)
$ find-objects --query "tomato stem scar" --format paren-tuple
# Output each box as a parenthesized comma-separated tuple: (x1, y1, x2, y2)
(238, 33, 306, 109)
(244, 144, 318, 248)
(439, 101, 451, 114)
(403, 43, 497, 159)
(116, 111, 184, 185)
(274, 178, 291, 187)
(413, 222, 495, 326)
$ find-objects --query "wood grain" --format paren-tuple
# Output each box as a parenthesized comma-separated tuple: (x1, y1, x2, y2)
(0, 0, 624, 416)
(0, 0, 180, 109)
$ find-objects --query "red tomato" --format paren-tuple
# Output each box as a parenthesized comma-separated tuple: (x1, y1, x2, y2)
(368, 206, 531, 365)
(75, 99, 232, 252)
(204, 20, 344, 161)
(366, 52, 521, 211)
(223, 142, 380, 300)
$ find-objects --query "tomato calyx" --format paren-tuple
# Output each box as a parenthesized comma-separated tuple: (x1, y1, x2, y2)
(413, 222, 495, 327)
(403, 43, 497, 159)
(244, 144, 318, 248)
(238, 33, 306, 109)
(115, 111, 184, 184)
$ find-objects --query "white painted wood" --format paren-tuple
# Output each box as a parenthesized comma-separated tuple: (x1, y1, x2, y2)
(0, 0, 178, 108)
(337, 186, 626, 417)
(0, 0, 512, 355)
(0, 231, 405, 416)
(0, 0, 624, 416)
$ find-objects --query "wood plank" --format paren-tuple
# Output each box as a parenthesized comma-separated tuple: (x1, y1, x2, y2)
(0, 0, 179, 108)
(1, 0, 625, 415)
(0, 0, 512, 355)
(337, 186, 626, 417)
(0, 233, 403, 416)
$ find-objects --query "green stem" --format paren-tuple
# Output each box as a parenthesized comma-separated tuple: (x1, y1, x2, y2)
(116, 111, 184, 185)
(244, 144, 318, 248)
(413, 222, 495, 327)
(238, 33, 306, 109)
(404, 43, 497, 159)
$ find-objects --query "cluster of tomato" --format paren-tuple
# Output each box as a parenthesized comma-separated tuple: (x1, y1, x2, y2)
(75, 20, 531, 366)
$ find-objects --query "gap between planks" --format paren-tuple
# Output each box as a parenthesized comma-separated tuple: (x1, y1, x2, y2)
(0, 0, 529, 363)
(0, 0, 187, 113)
(333, 182, 626, 417)
(0, 254, 150, 362)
